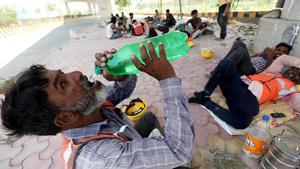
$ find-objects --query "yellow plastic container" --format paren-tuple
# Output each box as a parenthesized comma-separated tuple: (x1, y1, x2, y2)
(296, 85, 300, 92)
(200, 48, 214, 59)
(124, 98, 148, 122)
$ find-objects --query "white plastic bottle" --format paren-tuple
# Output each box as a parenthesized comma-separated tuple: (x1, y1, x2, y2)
(243, 115, 271, 159)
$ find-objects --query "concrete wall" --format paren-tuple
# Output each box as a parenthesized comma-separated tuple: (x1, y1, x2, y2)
(281, 0, 300, 21)
(253, 17, 300, 57)
(96, 0, 112, 19)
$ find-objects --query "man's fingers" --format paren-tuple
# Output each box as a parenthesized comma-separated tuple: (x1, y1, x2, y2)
(95, 53, 104, 61)
(140, 44, 151, 65)
(148, 41, 158, 61)
(100, 56, 107, 62)
(103, 51, 110, 55)
(158, 42, 167, 61)
(131, 55, 145, 71)
(110, 48, 117, 54)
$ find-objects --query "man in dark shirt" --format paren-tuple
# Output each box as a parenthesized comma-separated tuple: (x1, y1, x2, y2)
(162, 9, 176, 27)
(182, 9, 207, 39)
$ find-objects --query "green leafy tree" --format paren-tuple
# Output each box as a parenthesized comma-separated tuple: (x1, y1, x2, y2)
(115, 0, 131, 11)
(0, 5, 17, 26)
(46, 3, 56, 13)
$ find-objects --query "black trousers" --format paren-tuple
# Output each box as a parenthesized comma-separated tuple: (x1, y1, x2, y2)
(203, 59, 259, 129)
(224, 39, 256, 76)
(217, 4, 228, 39)
(148, 25, 169, 38)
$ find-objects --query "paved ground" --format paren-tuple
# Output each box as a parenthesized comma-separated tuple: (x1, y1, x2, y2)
(0, 17, 98, 80)
(0, 20, 299, 169)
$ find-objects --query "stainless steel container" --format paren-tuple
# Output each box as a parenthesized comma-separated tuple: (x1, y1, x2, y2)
(259, 133, 300, 169)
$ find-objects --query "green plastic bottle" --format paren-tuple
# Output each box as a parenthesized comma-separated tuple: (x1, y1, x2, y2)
(95, 31, 190, 75)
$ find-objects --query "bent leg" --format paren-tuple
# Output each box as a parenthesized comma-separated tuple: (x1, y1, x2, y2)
(223, 39, 256, 75)
(134, 112, 162, 138)
(194, 60, 259, 129)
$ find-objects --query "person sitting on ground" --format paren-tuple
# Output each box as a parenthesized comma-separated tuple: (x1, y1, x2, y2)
(117, 17, 127, 32)
(220, 38, 293, 76)
(1, 42, 195, 169)
(128, 13, 135, 32)
(131, 19, 144, 36)
(162, 9, 176, 27)
(121, 12, 128, 25)
(106, 16, 122, 39)
(181, 9, 207, 39)
(154, 9, 161, 24)
(144, 17, 169, 38)
(189, 53, 300, 129)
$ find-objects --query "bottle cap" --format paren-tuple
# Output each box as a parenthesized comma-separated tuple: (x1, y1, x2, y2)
(262, 115, 270, 122)
(94, 66, 103, 75)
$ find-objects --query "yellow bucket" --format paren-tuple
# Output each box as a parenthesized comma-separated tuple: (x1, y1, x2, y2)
(123, 98, 148, 122)
(200, 48, 214, 59)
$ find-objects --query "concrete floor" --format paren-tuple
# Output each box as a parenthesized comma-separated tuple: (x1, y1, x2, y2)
(0, 21, 299, 169)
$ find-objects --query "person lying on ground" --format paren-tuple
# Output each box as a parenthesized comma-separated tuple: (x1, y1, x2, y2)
(189, 52, 300, 129)
(1, 42, 195, 169)
(106, 16, 122, 39)
(222, 38, 292, 76)
(181, 9, 207, 39)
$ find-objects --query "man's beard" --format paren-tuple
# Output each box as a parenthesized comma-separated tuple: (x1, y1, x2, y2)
(60, 84, 108, 116)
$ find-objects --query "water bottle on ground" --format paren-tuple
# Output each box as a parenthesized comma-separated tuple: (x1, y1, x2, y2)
(95, 31, 190, 75)
(243, 115, 271, 159)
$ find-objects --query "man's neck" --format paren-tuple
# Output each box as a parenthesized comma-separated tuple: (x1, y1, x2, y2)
(62, 108, 104, 131)
(82, 107, 104, 125)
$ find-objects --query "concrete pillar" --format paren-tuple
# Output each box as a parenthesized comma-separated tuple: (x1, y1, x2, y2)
(87, 2, 92, 14)
(254, 0, 300, 57)
(253, 18, 300, 57)
(281, 0, 300, 21)
(96, 0, 113, 19)
(64, 1, 71, 16)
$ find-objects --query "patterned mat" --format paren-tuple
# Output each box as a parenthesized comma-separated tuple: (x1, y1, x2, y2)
(210, 93, 299, 128)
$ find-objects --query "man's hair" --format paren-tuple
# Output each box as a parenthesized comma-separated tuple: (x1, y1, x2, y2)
(191, 9, 198, 15)
(129, 13, 133, 16)
(283, 66, 300, 84)
(1, 65, 61, 137)
(276, 42, 293, 54)
(166, 9, 170, 13)
(110, 16, 117, 24)
(155, 9, 158, 13)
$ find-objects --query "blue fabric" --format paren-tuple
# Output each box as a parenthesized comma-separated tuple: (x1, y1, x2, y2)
(110, 33, 122, 39)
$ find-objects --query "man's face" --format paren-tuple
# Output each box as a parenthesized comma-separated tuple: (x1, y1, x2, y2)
(44, 69, 108, 116)
(274, 46, 289, 59)
(191, 13, 198, 19)
(283, 67, 300, 84)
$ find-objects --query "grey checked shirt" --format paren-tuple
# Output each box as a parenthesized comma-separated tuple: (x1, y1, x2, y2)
(63, 75, 195, 169)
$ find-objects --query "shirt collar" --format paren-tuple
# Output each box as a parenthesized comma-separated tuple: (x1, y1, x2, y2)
(62, 119, 108, 139)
